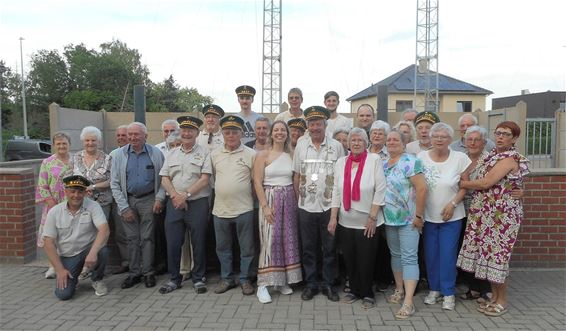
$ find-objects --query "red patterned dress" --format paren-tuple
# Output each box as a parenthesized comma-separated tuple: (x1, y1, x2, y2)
(457, 147, 529, 284)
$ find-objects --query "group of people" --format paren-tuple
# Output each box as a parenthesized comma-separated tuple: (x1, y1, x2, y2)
(38, 85, 529, 319)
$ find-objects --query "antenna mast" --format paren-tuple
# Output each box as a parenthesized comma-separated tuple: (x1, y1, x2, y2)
(414, 0, 439, 112)
(261, 0, 282, 113)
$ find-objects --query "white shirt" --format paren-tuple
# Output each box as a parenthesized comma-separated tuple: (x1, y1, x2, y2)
(326, 114, 353, 136)
(406, 140, 431, 155)
(155, 141, 168, 156)
(417, 150, 471, 223)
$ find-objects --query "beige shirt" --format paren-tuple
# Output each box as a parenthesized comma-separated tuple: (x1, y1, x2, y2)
(293, 135, 345, 213)
(211, 144, 256, 218)
(326, 114, 353, 136)
(159, 143, 212, 201)
(42, 198, 107, 257)
(275, 110, 304, 123)
(406, 140, 432, 155)
(197, 129, 224, 153)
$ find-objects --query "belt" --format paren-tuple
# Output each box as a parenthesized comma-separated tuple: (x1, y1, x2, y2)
(127, 191, 154, 199)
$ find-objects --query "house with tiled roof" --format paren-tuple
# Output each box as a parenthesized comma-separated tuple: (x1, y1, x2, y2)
(346, 64, 492, 113)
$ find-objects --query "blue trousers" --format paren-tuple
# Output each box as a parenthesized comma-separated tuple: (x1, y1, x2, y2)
(423, 219, 463, 296)
(214, 211, 255, 284)
(385, 224, 420, 281)
(165, 197, 209, 285)
(55, 246, 108, 300)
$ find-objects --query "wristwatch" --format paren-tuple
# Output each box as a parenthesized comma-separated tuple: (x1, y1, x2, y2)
(186, 192, 192, 199)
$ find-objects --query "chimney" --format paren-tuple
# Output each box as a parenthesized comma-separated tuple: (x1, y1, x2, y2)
(521, 89, 530, 95)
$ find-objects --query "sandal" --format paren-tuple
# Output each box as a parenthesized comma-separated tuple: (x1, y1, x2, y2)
(395, 303, 416, 319)
(341, 293, 359, 304)
(459, 290, 481, 300)
(476, 301, 494, 313)
(361, 297, 376, 309)
(388, 290, 405, 304)
(483, 303, 508, 317)
(159, 281, 181, 294)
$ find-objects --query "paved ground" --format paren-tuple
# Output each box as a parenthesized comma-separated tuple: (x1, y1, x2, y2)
(0, 264, 564, 331)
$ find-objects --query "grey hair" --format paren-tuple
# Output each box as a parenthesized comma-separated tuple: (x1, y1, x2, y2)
(393, 120, 416, 141)
(80, 126, 102, 142)
(388, 129, 409, 146)
(402, 108, 418, 116)
(333, 128, 350, 139)
(429, 122, 454, 138)
(370, 120, 391, 135)
(116, 124, 128, 131)
(52, 131, 71, 145)
(464, 125, 487, 142)
(161, 119, 179, 130)
(458, 113, 478, 126)
(348, 127, 369, 148)
(288, 87, 303, 98)
(128, 122, 148, 134)
(255, 116, 271, 126)
(166, 130, 181, 144)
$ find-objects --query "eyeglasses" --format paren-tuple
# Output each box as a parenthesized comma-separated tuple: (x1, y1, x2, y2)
(494, 131, 513, 137)
(288, 96, 301, 100)
(431, 135, 450, 140)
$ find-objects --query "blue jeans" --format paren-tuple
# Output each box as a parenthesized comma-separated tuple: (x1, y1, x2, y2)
(423, 220, 463, 296)
(214, 211, 255, 284)
(55, 246, 108, 300)
(385, 224, 420, 281)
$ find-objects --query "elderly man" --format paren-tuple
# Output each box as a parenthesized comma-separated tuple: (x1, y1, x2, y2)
(158, 116, 212, 294)
(236, 85, 261, 145)
(244, 117, 270, 150)
(155, 119, 180, 155)
(449, 113, 495, 153)
(43, 175, 110, 300)
(111, 122, 166, 289)
(356, 104, 375, 138)
(293, 106, 345, 302)
(324, 91, 352, 136)
(115, 125, 129, 148)
(275, 88, 305, 123)
(402, 108, 418, 122)
(406, 111, 440, 155)
(197, 104, 225, 152)
(211, 115, 257, 295)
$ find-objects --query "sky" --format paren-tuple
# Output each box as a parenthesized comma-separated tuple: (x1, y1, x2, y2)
(1, 0, 565, 113)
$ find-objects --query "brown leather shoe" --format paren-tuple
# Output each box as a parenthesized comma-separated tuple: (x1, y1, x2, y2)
(241, 282, 254, 296)
(214, 280, 236, 294)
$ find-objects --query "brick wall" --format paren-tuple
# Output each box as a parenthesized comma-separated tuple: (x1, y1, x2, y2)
(0, 168, 37, 263)
(513, 170, 566, 267)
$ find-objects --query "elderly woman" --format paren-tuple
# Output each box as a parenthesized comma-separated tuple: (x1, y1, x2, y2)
(368, 120, 390, 159)
(383, 130, 427, 319)
(393, 120, 416, 144)
(72, 126, 112, 218)
(36, 131, 73, 278)
(166, 130, 181, 152)
(417, 122, 471, 311)
(457, 121, 529, 317)
(333, 128, 350, 152)
(253, 120, 302, 304)
(328, 127, 386, 309)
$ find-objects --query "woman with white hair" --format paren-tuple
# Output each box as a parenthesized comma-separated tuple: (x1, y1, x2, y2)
(393, 120, 416, 144)
(72, 126, 112, 218)
(368, 120, 390, 160)
(328, 127, 386, 309)
(417, 122, 471, 311)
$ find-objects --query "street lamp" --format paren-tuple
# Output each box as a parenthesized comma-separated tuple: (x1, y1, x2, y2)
(19, 37, 28, 138)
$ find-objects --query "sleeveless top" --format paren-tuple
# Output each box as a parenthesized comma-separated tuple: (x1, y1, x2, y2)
(264, 152, 293, 186)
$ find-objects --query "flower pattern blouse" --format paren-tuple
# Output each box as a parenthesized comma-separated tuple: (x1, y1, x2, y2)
(72, 150, 112, 206)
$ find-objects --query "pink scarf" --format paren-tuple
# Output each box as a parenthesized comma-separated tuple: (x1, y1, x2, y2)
(343, 150, 367, 211)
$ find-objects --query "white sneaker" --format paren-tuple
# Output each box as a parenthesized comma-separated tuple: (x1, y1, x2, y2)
(45, 267, 56, 279)
(256, 286, 272, 304)
(424, 291, 441, 305)
(79, 267, 92, 280)
(442, 295, 455, 310)
(278, 284, 293, 295)
(92, 280, 108, 296)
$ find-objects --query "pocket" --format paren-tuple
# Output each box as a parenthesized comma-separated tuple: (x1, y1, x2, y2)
(145, 164, 155, 181)
(188, 159, 204, 177)
(56, 219, 72, 237)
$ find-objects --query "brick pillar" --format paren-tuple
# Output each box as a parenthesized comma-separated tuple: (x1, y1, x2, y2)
(0, 168, 37, 263)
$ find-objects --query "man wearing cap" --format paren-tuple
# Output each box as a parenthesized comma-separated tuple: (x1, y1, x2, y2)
(406, 111, 440, 155)
(293, 106, 345, 302)
(288, 118, 307, 153)
(236, 85, 261, 145)
(244, 117, 271, 151)
(158, 116, 212, 294)
(449, 113, 495, 153)
(275, 88, 305, 123)
(211, 115, 257, 295)
(324, 91, 352, 136)
(111, 122, 166, 289)
(356, 104, 376, 138)
(43, 175, 110, 300)
(197, 104, 225, 153)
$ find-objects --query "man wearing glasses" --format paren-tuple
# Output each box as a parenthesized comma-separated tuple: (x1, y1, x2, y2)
(275, 88, 305, 123)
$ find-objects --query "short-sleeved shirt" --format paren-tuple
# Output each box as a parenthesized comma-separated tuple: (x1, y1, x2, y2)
(196, 129, 224, 153)
(239, 111, 262, 145)
(159, 143, 212, 201)
(126, 145, 155, 195)
(326, 114, 353, 136)
(211, 144, 256, 218)
(383, 153, 424, 226)
(293, 135, 345, 213)
(418, 150, 471, 223)
(449, 138, 496, 154)
(275, 110, 304, 124)
(406, 140, 431, 155)
(42, 198, 107, 257)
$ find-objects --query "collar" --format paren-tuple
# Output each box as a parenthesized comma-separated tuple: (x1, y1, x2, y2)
(203, 128, 221, 136)
(180, 143, 196, 154)
(222, 144, 244, 154)
(307, 135, 328, 148)
(65, 201, 85, 216)
(128, 144, 148, 154)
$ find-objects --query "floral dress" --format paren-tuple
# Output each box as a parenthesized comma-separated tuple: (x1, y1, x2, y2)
(71, 150, 112, 207)
(35, 154, 71, 246)
(457, 147, 530, 284)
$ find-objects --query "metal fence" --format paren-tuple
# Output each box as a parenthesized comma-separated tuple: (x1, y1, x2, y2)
(525, 118, 555, 168)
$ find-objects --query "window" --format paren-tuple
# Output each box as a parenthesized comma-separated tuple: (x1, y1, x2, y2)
(396, 100, 413, 112)
(456, 101, 472, 112)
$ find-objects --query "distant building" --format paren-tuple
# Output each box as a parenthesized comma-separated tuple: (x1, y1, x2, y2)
(492, 90, 566, 118)
(347, 64, 492, 114)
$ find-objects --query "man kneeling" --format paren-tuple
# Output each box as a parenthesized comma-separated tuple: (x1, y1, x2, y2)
(43, 175, 110, 300)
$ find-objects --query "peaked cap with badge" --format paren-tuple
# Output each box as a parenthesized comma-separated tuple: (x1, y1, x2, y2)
(177, 115, 203, 130)
(220, 115, 245, 130)
(235, 85, 256, 97)
(414, 111, 440, 125)
(63, 175, 91, 189)
(202, 104, 225, 118)
(303, 106, 330, 122)
(288, 118, 307, 132)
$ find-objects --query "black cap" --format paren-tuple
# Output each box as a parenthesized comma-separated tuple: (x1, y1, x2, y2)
(415, 111, 440, 125)
(304, 106, 330, 122)
(288, 118, 307, 132)
(63, 175, 91, 189)
(202, 104, 225, 117)
(177, 116, 203, 130)
(220, 115, 245, 130)
(235, 85, 256, 97)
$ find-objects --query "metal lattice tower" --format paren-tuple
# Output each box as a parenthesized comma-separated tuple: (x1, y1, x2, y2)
(414, 0, 439, 112)
(261, 0, 282, 113)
